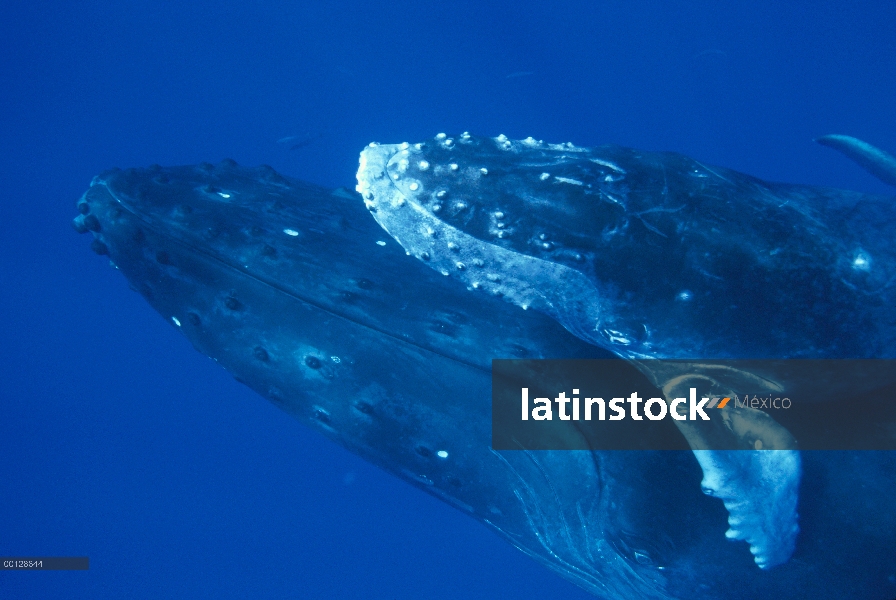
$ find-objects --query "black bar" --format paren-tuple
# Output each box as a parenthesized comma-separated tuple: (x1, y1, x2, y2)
(1, 557, 89, 570)
(493, 358, 896, 450)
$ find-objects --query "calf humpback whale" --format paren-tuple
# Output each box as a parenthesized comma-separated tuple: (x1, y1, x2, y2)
(355, 133, 896, 572)
(75, 151, 896, 598)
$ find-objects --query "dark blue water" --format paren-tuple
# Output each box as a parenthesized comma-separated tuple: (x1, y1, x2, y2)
(2, 1, 894, 598)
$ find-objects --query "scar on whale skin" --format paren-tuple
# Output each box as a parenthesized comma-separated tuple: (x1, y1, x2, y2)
(355, 132, 896, 570)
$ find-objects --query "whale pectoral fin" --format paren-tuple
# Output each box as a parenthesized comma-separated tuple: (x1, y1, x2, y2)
(816, 134, 896, 187)
(692, 448, 800, 569)
(662, 376, 801, 570)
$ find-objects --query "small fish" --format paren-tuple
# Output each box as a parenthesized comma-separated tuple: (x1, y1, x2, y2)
(277, 132, 322, 151)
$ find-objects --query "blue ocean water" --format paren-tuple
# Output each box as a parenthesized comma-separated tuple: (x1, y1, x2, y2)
(1, 1, 895, 598)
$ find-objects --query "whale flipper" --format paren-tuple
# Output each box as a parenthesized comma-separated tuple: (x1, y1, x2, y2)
(816, 134, 896, 187)
(693, 449, 801, 569)
(657, 371, 801, 569)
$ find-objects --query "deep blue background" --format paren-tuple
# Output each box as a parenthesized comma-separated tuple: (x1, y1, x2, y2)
(2, 1, 895, 598)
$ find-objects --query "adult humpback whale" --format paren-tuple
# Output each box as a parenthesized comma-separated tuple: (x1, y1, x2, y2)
(75, 150, 896, 598)
(355, 133, 896, 574)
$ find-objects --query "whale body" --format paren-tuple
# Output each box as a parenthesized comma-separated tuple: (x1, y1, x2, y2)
(75, 159, 896, 598)
(355, 133, 896, 579)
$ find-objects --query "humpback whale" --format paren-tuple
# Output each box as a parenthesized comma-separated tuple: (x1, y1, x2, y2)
(75, 149, 896, 598)
(355, 133, 896, 573)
